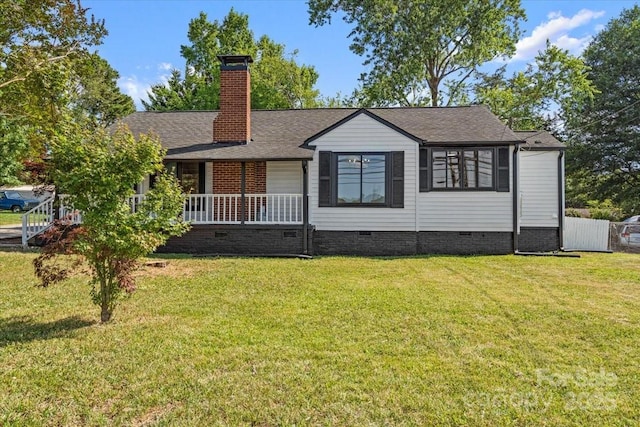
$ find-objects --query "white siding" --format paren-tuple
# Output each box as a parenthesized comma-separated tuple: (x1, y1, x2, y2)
(417, 192, 513, 231)
(267, 161, 302, 194)
(520, 150, 560, 227)
(416, 146, 514, 232)
(308, 113, 417, 231)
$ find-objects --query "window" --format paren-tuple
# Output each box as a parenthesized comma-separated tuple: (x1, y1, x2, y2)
(337, 154, 386, 204)
(319, 151, 404, 207)
(420, 147, 510, 192)
(165, 161, 206, 193)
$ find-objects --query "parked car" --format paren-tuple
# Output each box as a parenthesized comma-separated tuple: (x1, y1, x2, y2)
(0, 191, 41, 212)
(623, 215, 640, 223)
(619, 224, 640, 248)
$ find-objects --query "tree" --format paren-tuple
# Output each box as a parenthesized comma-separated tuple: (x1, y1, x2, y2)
(308, 0, 525, 107)
(565, 6, 640, 215)
(143, 9, 321, 111)
(70, 53, 136, 127)
(34, 124, 189, 322)
(0, 117, 29, 186)
(474, 43, 597, 130)
(0, 0, 105, 95)
(0, 1, 133, 184)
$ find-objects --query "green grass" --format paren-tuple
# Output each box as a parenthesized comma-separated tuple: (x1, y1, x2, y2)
(1, 252, 639, 425)
(0, 212, 23, 226)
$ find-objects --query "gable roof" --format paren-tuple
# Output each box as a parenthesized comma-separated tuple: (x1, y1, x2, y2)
(514, 130, 565, 150)
(119, 105, 522, 161)
(304, 109, 426, 144)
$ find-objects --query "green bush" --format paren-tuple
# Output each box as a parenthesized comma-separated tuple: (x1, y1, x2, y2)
(587, 199, 623, 221)
(565, 208, 583, 218)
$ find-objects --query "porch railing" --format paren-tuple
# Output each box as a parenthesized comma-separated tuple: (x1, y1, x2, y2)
(22, 193, 303, 247)
(21, 197, 55, 247)
(132, 193, 303, 225)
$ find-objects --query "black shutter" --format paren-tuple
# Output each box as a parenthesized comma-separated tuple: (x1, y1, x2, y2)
(419, 148, 428, 192)
(497, 147, 510, 192)
(318, 151, 332, 207)
(198, 162, 206, 193)
(390, 151, 404, 208)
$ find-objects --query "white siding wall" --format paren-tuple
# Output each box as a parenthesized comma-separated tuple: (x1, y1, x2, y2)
(267, 161, 302, 194)
(416, 147, 514, 232)
(520, 150, 560, 227)
(418, 192, 513, 231)
(308, 113, 417, 231)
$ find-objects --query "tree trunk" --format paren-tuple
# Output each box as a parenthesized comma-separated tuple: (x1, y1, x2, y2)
(101, 305, 111, 322)
(428, 78, 439, 107)
(99, 263, 112, 323)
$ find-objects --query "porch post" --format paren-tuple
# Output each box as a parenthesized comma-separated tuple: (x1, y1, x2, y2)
(302, 160, 309, 254)
(241, 162, 246, 225)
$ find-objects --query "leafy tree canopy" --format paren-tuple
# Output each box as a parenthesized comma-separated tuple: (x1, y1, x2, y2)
(308, 0, 525, 107)
(474, 42, 597, 130)
(0, 0, 134, 185)
(0, 117, 29, 186)
(35, 123, 189, 322)
(565, 6, 640, 215)
(144, 9, 321, 111)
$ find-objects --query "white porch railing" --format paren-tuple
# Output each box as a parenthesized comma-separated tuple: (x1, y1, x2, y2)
(21, 197, 55, 247)
(130, 193, 303, 225)
(22, 193, 303, 246)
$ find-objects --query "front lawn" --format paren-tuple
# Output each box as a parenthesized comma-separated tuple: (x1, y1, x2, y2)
(0, 252, 638, 425)
(0, 212, 23, 226)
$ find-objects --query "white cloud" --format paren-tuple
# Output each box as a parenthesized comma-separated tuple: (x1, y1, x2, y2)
(512, 9, 605, 61)
(118, 75, 152, 109)
(118, 63, 175, 110)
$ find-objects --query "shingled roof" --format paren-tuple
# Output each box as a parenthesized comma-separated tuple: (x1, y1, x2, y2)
(514, 130, 565, 150)
(119, 105, 522, 161)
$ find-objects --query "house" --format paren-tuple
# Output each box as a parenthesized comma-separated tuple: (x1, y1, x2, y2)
(119, 55, 565, 256)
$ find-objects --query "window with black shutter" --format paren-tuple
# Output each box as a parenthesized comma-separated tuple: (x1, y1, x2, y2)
(318, 151, 404, 208)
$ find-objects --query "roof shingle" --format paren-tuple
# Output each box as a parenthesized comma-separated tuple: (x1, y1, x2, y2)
(119, 105, 523, 161)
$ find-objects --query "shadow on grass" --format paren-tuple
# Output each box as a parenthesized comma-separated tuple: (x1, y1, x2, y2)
(0, 315, 95, 347)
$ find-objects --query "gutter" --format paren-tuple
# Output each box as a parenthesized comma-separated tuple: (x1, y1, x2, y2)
(558, 150, 565, 250)
(512, 145, 519, 253)
(302, 160, 309, 255)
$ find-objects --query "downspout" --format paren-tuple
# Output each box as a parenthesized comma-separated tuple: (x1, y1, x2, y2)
(512, 145, 519, 253)
(302, 160, 309, 255)
(240, 162, 246, 225)
(558, 150, 565, 250)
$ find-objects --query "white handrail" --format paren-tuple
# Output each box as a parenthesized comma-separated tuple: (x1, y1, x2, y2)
(21, 197, 55, 247)
(182, 194, 303, 224)
(54, 193, 304, 228)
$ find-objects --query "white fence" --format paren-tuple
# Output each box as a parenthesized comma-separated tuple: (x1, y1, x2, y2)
(563, 217, 610, 251)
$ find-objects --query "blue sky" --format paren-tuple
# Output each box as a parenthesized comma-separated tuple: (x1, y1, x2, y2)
(83, 0, 638, 109)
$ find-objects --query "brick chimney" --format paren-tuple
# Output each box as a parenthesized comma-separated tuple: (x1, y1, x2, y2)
(212, 55, 253, 144)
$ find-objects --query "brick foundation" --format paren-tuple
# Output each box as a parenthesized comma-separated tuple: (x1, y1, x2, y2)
(158, 225, 307, 255)
(313, 231, 417, 256)
(417, 231, 513, 255)
(518, 227, 560, 252)
(313, 230, 514, 256)
(157, 227, 556, 256)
